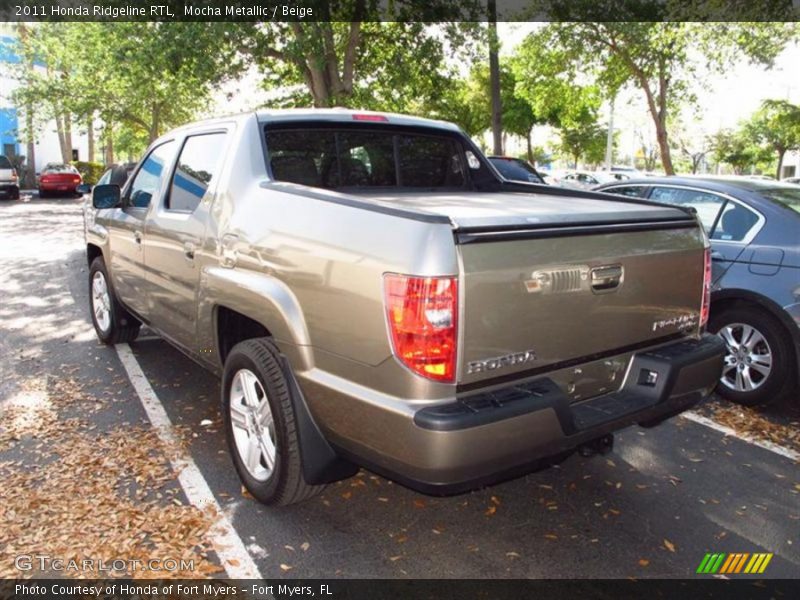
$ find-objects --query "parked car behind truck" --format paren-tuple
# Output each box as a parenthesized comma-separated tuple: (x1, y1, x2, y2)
(84, 109, 725, 505)
(597, 176, 800, 407)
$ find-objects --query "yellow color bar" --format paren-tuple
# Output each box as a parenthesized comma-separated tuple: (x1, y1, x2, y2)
(744, 554, 760, 574)
(758, 554, 773, 574)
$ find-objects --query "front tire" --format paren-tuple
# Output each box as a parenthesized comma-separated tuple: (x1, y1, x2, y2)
(222, 338, 324, 506)
(88, 257, 141, 344)
(708, 307, 795, 406)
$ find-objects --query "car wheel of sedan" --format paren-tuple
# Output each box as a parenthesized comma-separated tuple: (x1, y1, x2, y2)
(88, 257, 141, 344)
(709, 307, 794, 406)
(222, 338, 324, 506)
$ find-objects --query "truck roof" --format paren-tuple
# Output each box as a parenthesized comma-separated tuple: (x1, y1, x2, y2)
(255, 108, 461, 132)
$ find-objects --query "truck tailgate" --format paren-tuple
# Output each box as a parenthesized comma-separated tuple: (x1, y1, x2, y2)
(456, 223, 706, 387)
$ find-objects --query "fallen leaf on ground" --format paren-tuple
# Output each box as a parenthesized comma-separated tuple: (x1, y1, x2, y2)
(663, 539, 676, 553)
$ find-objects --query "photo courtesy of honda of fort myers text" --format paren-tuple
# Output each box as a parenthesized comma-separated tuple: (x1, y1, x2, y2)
(1, 0, 800, 599)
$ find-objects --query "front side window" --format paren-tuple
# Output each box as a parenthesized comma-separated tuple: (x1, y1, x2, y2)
(265, 127, 466, 190)
(127, 141, 176, 209)
(168, 132, 228, 212)
(96, 169, 112, 186)
(649, 186, 726, 232)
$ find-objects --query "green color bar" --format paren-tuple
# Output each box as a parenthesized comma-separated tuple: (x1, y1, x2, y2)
(710, 553, 727, 573)
(696, 553, 713, 573)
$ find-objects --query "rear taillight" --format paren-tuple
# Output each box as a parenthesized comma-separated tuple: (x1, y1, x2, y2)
(383, 274, 458, 383)
(700, 248, 711, 328)
(73, 176, 80, 183)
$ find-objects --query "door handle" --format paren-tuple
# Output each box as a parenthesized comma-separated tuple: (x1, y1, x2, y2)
(591, 265, 623, 293)
(220, 234, 238, 268)
(134, 231, 142, 244)
(183, 242, 196, 260)
(711, 251, 723, 261)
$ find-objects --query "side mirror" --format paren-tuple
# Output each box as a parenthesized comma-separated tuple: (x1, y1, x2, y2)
(92, 184, 121, 209)
(76, 183, 92, 195)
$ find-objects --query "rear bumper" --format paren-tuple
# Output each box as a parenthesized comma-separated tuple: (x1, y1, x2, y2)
(0, 183, 19, 195)
(335, 334, 725, 495)
(39, 183, 79, 192)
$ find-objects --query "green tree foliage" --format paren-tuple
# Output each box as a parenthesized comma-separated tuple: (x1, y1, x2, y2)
(513, 16, 796, 174)
(239, 17, 482, 111)
(708, 129, 772, 175)
(11, 22, 244, 163)
(745, 100, 800, 179)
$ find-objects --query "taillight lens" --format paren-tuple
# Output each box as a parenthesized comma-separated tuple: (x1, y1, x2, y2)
(700, 248, 711, 328)
(73, 176, 81, 183)
(383, 274, 458, 382)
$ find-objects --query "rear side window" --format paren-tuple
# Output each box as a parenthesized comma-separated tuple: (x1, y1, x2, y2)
(265, 127, 466, 190)
(127, 141, 176, 209)
(0, 155, 12, 169)
(649, 186, 726, 232)
(168, 132, 228, 212)
(712, 202, 760, 242)
(604, 185, 648, 198)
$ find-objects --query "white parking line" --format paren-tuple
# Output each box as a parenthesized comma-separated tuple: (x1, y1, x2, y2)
(115, 343, 263, 579)
(683, 410, 800, 462)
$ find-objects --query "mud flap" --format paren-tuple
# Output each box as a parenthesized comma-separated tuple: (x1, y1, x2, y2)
(278, 355, 359, 485)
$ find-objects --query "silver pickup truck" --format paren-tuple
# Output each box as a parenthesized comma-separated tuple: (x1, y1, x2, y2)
(84, 109, 725, 505)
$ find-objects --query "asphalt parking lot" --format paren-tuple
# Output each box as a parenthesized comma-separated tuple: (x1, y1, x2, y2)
(1, 194, 798, 579)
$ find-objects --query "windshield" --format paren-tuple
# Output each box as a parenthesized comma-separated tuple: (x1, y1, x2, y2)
(761, 188, 800, 214)
(0, 156, 12, 169)
(265, 127, 467, 190)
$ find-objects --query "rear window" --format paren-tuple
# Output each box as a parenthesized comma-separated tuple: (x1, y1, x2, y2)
(265, 128, 467, 190)
(0, 156, 13, 169)
(761, 188, 800, 214)
(43, 164, 78, 174)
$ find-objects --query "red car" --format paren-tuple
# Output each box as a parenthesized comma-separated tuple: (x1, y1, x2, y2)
(38, 163, 83, 198)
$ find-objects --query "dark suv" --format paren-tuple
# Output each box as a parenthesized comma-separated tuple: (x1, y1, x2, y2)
(597, 176, 800, 406)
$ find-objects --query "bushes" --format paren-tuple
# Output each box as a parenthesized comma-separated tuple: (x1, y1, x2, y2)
(72, 160, 105, 185)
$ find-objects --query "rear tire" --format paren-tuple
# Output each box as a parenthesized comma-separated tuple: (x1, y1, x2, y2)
(708, 307, 795, 406)
(88, 257, 141, 344)
(222, 338, 324, 506)
(38, 189, 47, 199)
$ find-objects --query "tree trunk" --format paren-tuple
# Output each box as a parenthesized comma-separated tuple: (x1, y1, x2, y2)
(18, 24, 37, 187)
(654, 120, 674, 175)
(55, 112, 68, 163)
(776, 148, 786, 180)
(105, 123, 114, 165)
(527, 127, 533, 163)
(25, 110, 36, 188)
(488, 0, 502, 155)
(64, 114, 73, 162)
(87, 114, 95, 163)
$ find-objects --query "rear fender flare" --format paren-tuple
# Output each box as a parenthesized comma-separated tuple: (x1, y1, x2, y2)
(202, 267, 314, 371)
